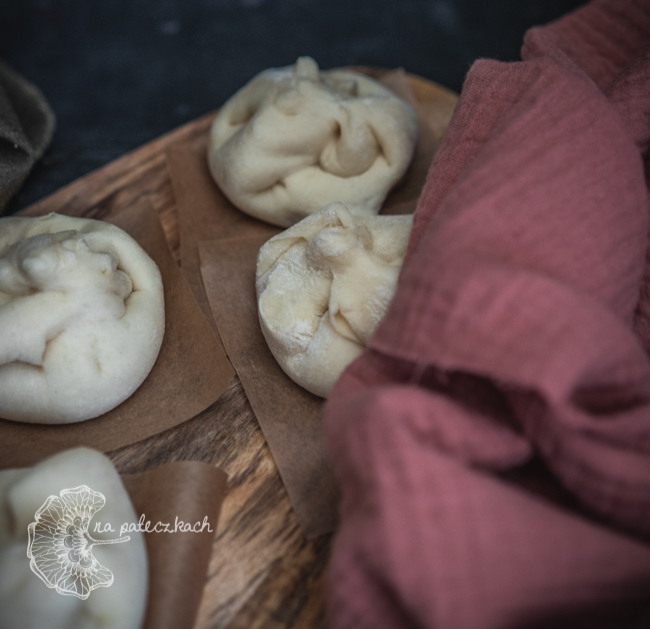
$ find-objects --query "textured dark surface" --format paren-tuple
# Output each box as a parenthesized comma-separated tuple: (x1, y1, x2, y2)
(0, 0, 587, 213)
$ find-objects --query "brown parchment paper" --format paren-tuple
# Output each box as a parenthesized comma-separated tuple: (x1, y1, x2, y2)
(0, 202, 234, 468)
(167, 142, 276, 333)
(122, 461, 228, 629)
(168, 69, 457, 538)
(200, 236, 338, 538)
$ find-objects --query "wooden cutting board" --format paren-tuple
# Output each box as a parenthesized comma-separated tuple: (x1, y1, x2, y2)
(17, 70, 458, 629)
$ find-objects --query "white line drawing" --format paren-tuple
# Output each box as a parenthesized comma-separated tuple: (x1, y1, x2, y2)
(27, 485, 130, 599)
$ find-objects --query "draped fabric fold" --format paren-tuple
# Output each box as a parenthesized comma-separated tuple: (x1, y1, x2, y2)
(325, 1, 650, 627)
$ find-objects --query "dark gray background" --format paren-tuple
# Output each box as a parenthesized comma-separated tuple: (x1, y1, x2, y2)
(0, 0, 587, 214)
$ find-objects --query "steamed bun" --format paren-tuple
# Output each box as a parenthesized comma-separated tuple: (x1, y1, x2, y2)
(0, 213, 165, 423)
(208, 56, 418, 227)
(0, 447, 148, 629)
(256, 202, 412, 397)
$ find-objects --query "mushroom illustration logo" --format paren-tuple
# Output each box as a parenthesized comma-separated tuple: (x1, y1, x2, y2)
(27, 485, 130, 599)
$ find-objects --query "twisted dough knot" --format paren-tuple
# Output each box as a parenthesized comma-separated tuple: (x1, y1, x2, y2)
(209, 57, 418, 227)
(0, 213, 164, 424)
(256, 202, 412, 397)
(0, 230, 132, 301)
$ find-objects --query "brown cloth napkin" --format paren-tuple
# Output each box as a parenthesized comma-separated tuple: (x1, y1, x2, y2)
(122, 462, 228, 629)
(0, 60, 54, 212)
(325, 0, 650, 628)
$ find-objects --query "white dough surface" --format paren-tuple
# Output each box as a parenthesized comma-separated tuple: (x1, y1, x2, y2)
(256, 202, 412, 397)
(0, 447, 148, 629)
(208, 56, 418, 227)
(0, 213, 165, 423)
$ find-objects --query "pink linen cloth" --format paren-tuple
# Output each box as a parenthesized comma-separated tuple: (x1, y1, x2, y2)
(324, 1, 650, 627)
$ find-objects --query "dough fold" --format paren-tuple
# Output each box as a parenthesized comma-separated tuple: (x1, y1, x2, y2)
(209, 57, 418, 227)
(0, 447, 148, 629)
(256, 202, 412, 397)
(0, 213, 165, 423)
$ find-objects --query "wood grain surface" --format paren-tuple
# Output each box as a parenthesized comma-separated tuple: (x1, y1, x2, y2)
(17, 71, 458, 628)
